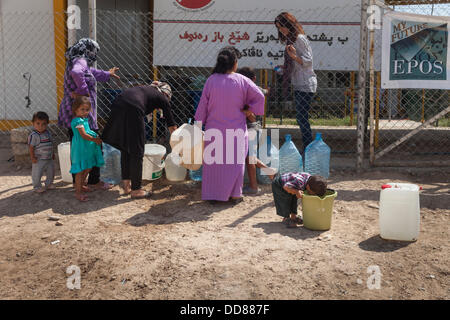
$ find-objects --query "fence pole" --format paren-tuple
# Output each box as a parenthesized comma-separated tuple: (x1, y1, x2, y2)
(344, 90, 348, 119)
(271, 69, 275, 127)
(375, 71, 381, 148)
(88, 0, 97, 68)
(356, 0, 369, 172)
(53, 0, 67, 114)
(421, 89, 425, 123)
(397, 89, 402, 116)
(263, 69, 268, 129)
(368, 0, 376, 166)
(350, 71, 355, 125)
(0, 10, 5, 128)
(153, 66, 158, 140)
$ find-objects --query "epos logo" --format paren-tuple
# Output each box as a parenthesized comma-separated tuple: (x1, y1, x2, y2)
(175, 0, 213, 10)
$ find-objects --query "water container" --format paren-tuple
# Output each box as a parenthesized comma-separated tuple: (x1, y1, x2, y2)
(256, 135, 279, 184)
(57, 142, 72, 183)
(189, 165, 203, 182)
(170, 123, 204, 171)
(302, 189, 337, 231)
(165, 152, 187, 182)
(379, 183, 421, 241)
(100, 143, 121, 185)
(304, 132, 331, 179)
(279, 134, 303, 174)
(142, 144, 166, 181)
(270, 62, 283, 75)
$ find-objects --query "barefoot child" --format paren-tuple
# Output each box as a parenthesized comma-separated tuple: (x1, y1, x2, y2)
(237, 67, 274, 194)
(70, 96, 105, 201)
(272, 172, 327, 228)
(28, 112, 55, 193)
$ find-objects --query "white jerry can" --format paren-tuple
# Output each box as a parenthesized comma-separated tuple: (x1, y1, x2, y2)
(379, 183, 421, 241)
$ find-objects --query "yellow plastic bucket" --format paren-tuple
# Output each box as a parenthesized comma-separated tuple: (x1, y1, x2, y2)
(302, 189, 337, 231)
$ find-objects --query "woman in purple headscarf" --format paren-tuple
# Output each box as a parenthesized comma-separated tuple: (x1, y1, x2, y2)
(57, 38, 120, 190)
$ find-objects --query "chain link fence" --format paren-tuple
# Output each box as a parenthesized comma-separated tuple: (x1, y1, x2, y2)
(1, 3, 448, 167)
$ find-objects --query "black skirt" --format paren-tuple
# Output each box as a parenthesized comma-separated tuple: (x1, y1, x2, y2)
(101, 100, 145, 157)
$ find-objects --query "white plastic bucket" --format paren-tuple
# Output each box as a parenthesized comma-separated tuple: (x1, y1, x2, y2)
(379, 183, 421, 241)
(170, 123, 203, 171)
(165, 152, 187, 182)
(57, 142, 72, 183)
(142, 144, 166, 181)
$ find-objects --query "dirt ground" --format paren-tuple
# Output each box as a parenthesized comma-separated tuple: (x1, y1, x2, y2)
(0, 140, 449, 300)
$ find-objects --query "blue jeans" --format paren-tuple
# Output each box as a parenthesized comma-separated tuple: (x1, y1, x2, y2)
(294, 91, 314, 151)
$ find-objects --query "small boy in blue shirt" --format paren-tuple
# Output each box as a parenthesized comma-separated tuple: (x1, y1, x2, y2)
(28, 111, 55, 193)
(272, 172, 327, 228)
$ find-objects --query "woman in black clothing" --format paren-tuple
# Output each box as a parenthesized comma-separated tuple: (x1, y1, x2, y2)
(101, 82, 177, 199)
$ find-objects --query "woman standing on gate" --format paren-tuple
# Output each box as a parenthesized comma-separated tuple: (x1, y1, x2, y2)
(58, 38, 120, 190)
(275, 12, 317, 151)
(195, 46, 265, 203)
(101, 82, 178, 199)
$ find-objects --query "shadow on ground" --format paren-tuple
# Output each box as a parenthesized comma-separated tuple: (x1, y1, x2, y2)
(359, 235, 413, 252)
(253, 221, 326, 240)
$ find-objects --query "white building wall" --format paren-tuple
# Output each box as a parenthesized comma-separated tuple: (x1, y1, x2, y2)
(0, 0, 57, 121)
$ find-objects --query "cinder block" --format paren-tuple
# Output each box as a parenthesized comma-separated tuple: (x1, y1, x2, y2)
(11, 143, 30, 156)
(10, 126, 32, 143)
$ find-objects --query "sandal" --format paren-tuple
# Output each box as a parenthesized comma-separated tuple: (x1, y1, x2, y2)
(229, 197, 244, 204)
(131, 191, 152, 199)
(292, 216, 303, 225)
(121, 182, 131, 195)
(242, 186, 261, 195)
(91, 182, 114, 190)
(286, 219, 298, 228)
(81, 185, 94, 193)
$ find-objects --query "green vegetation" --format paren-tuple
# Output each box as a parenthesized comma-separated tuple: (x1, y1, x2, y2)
(265, 116, 353, 127)
(437, 117, 450, 128)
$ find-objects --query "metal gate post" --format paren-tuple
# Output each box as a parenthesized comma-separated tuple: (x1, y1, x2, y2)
(369, 0, 376, 165)
(356, 0, 370, 172)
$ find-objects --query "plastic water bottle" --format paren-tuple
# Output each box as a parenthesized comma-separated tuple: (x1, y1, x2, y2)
(304, 133, 331, 179)
(187, 117, 203, 182)
(257, 135, 279, 184)
(101, 143, 122, 185)
(189, 165, 203, 182)
(279, 134, 303, 174)
(270, 62, 283, 75)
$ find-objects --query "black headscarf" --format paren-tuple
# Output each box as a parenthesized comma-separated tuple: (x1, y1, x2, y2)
(65, 38, 100, 69)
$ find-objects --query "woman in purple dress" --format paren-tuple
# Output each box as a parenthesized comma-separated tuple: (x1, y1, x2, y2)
(57, 38, 120, 190)
(195, 47, 265, 203)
